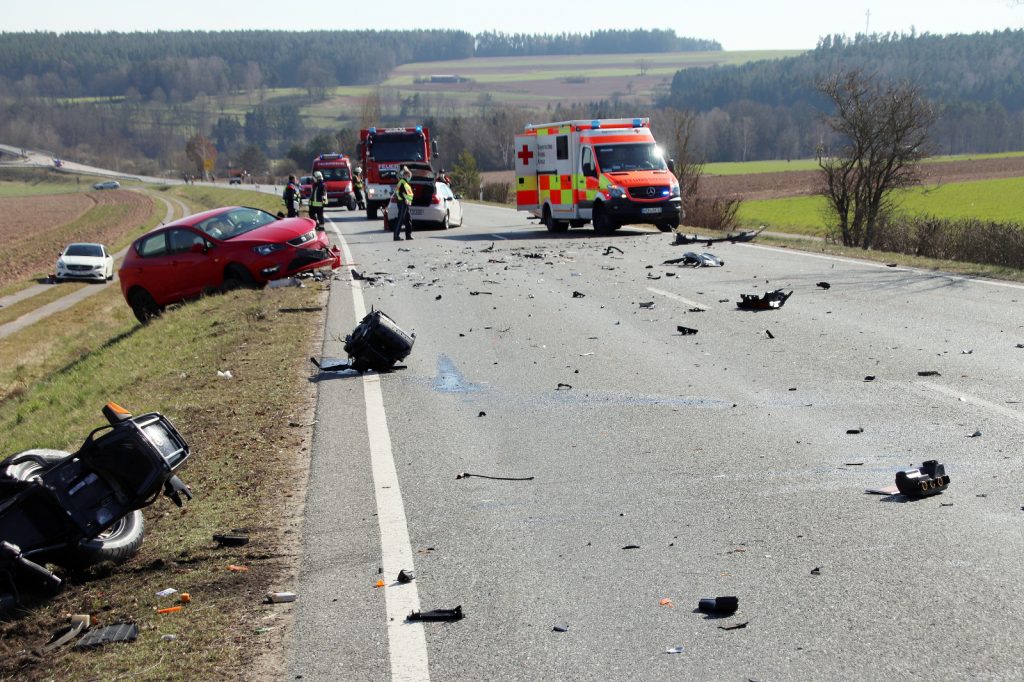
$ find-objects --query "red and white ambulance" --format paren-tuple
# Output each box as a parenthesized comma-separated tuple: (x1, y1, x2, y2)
(514, 118, 682, 233)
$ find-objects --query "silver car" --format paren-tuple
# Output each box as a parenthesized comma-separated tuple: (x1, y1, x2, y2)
(56, 243, 114, 282)
(92, 180, 121, 190)
(386, 168, 464, 230)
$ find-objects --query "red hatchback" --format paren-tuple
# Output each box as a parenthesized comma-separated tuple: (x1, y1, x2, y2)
(119, 206, 340, 322)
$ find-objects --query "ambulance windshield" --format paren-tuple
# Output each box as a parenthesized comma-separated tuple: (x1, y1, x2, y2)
(595, 143, 667, 172)
(370, 134, 427, 162)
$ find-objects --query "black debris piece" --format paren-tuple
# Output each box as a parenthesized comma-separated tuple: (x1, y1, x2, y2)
(553, 624, 569, 633)
(886, 263, 898, 267)
(478, 411, 487, 417)
(674, 227, 764, 245)
(480, 243, 495, 252)
(639, 301, 655, 309)
(864, 375, 876, 382)
(810, 567, 822, 576)
(456, 472, 535, 481)
(737, 289, 792, 311)
(556, 383, 572, 390)
(718, 621, 749, 631)
(816, 281, 831, 289)
(279, 307, 323, 313)
(895, 460, 950, 498)
(74, 623, 139, 650)
(689, 307, 705, 313)
(572, 291, 586, 298)
(435, 295, 442, 301)
(407, 606, 463, 622)
(765, 329, 775, 339)
(677, 326, 698, 336)
(622, 545, 641, 550)
(310, 357, 352, 372)
(647, 274, 661, 280)
(351, 270, 378, 283)
(968, 430, 982, 438)
(846, 428, 863, 434)
(213, 533, 250, 547)
(603, 246, 624, 255)
(344, 310, 415, 372)
(698, 596, 739, 615)
(917, 371, 941, 377)
(664, 252, 724, 267)
(470, 291, 492, 296)
(397, 569, 415, 584)
(524, 253, 544, 259)
(1016, 343, 1024, 349)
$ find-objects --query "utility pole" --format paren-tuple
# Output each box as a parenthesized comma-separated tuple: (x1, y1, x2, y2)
(865, 9, 871, 35)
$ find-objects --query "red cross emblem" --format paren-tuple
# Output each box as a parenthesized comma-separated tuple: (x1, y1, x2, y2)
(517, 144, 534, 166)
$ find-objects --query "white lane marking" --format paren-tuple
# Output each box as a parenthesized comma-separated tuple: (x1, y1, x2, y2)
(647, 287, 707, 310)
(742, 243, 1024, 292)
(329, 219, 430, 681)
(917, 381, 1024, 425)
(490, 233, 509, 240)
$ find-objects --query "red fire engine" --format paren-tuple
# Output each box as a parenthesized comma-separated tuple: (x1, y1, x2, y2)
(358, 126, 437, 219)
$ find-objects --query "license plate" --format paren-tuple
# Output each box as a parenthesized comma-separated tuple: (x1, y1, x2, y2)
(641, 207, 661, 215)
(410, 209, 424, 216)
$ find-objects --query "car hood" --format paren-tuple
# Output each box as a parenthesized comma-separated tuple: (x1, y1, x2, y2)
(60, 254, 107, 266)
(601, 170, 676, 187)
(227, 217, 318, 243)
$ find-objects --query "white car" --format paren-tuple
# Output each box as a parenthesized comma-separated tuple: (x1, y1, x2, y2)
(56, 243, 115, 282)
(386, 173, 464, 231)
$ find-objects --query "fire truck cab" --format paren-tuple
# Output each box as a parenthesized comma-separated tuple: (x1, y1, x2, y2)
(311, 153, 357, 210)
(514, 118, 681, 234)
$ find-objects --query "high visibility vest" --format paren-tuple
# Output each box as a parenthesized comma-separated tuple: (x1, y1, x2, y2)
(396, 178, 413, 204)
(310, 182, 326, 207)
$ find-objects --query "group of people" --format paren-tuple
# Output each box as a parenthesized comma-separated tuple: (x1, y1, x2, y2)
(281, 167, 367, 229)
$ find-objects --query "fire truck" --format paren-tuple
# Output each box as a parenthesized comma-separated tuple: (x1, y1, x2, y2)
(358, 126, 437, 219)
(514, 118, 681, 234)
(311, 153, 357, 210)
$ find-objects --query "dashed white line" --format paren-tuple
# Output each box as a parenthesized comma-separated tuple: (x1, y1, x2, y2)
(329, 219, 430, 681)
(646, 287, 707, 310)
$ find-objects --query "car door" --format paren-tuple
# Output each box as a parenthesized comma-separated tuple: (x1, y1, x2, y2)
(165, 228, 220, 299)
(439, 182, 462, 226)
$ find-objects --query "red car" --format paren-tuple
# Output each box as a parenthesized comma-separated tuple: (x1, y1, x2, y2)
(119, 206, 341, 323)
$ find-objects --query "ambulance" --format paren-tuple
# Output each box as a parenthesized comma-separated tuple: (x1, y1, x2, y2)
(514, 118, 682, 233)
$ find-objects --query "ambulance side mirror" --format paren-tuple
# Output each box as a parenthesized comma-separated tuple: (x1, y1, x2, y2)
(432, 140, 439, 159)
(667, 158, 676, 174)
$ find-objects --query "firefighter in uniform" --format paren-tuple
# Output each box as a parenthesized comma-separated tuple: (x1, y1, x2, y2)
(309, 170, 327, 228)
(283, 175, 300, 218)
(393, 166, 414, 241)
(353, 166, 366, 210)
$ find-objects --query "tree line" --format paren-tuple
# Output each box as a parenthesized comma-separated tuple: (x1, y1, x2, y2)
(0, 29, 716, 103)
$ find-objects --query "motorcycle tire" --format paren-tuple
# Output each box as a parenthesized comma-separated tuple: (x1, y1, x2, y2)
(4, 449, 146, 568)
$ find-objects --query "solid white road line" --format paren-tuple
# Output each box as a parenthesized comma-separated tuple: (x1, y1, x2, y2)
(330, 219, 430, 682)
(917, 380, 1024, 426)
(646, 287, 707, 310)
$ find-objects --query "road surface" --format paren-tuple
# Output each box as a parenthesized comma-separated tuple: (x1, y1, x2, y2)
(289, 204, 1024, 680)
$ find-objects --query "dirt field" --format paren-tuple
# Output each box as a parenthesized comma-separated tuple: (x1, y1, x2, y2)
(0, 190, 153, 288)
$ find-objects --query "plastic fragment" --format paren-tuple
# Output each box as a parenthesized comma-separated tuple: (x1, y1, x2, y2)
(227, 565, 248, 572)
(157, 606, 182, 614)
(665, 646, 685, 654)
(266, 592, 298, 603)
(213, 533, 250, 547)
(156, 588, 177, 597)
(375, 579, 385, 588)
(659, 598, 674, 608)
(74, 622, 138, 649)
(677, 326, 698, 335)
(698, 596, 739, 615)
(407, 606, 463, 622)
(397, 569, 415, 584)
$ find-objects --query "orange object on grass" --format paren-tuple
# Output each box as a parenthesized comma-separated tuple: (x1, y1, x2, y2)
(180, 592, 192, 603)
(228, 565, 248, 572)
(157, 606, 183, 614)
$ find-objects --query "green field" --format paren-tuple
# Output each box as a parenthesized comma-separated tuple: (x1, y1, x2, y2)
(705, 151, 1024, 176)
(737, 176, 1024, 235)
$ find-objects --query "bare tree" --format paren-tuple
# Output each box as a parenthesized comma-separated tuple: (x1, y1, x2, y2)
(816, 69, 936, 248)
(637, 58, 651, 76)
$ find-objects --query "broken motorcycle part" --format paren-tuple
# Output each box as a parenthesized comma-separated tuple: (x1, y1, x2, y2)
(310, 356, 352, 372)
(698, 596, 739, 615)
(663, 252, 724, 267)
(895, 460, 950, 498)
(677, 326, 698, 335)
(737, 289, 792, 311)
(344, 309, 415, 372)
(407, 606, 463, 622)
(397, 569, 415, 584)
(74, 622, 139, 649)
(213, 533, 249, 547)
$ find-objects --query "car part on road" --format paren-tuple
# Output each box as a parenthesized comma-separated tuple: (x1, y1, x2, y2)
(397, 569, 415, 584)
(737, 289, 792, 310)
(765, 329, 775, 339)
(455, 472, 535, 481)
(698, 596, 739, 615)
(407, 606, 463, 622)
(674, 227, 764, 246)
(556, 383, 572, 390)
(213, 533, 249, 547)
(918, 370, 941, 376)
(895, 460, 950, 497)
(343, 310, 415, 372)
(73, 622, 138, 649)
(266, 591, 298, 603)
(846, 428, 864, 434)
(817, 281, 831, 289)
(664, 252, 724, 267)
(718, 621, 749, 631)
(603, 246, 624, 256)
(42, 614, 91, 652)
(677, 326, 698, 335)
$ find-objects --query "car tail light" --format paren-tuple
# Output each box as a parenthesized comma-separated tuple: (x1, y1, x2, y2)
(431, 194, 441, 204)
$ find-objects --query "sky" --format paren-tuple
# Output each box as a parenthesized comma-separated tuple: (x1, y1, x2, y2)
(2, 0, 1022, 51)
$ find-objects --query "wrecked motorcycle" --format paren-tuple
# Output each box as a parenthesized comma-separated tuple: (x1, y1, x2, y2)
(0, 403, 192, 610)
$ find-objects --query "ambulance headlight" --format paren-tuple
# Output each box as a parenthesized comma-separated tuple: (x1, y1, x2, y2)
(608, 185, 625, 199)
(670, 184, 680, 198)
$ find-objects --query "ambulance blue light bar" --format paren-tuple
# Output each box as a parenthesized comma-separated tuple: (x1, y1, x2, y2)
(591, 120, 601, 129)
(369, 127, 377, 134)
(633, 118, 643, 128)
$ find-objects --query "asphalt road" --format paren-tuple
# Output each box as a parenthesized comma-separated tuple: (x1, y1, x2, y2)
(290, 203, 1024, 681)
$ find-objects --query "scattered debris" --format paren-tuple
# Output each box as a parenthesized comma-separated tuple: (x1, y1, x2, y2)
(216, 370, 233, 379)
(895, 460, 950, 497)
(310, 356, 352, 372)
(227, 565, 248, 572)
(737, 289, 792, 311)
(844, 462, 865, 467)
(1016, 343, 1024, 349)
(552, 624, 569, 633)
(156, 606, 182, 615)
(469, 291, 492, 296)
(865, 485, 900, 496)
(816, 281, 831, 290)
(864, 376, 876, 382)
(917, 370, 941, 377)
(268, 277, 302, 289)
(639, 301, 655, 309)
(688, 307, 704, 313)
(846, 428, 863, 434)
(478, 411, 486, 417)
(968, 430, 982, 438)
(156, 588, 178, 597)
(213, 533, 249, 547)
(664, 252, 724, 267)
(456, 472, 535, 481)
(674, 227, 764, 245)
(718, 622, 749, 631)
(351, 270, 378, 283)
(572, 291, 586, 298)
(622, 544, 641, 550)
(266, 592, 298, 603)
(697, 596, 739, 615)
(435, 294, 442, 301)
(344, 309, 416, 372)
(810, 567, 822, 576)
(659, 598, 675, 608)
(961, 349, 974, 355)
(677, 326, 698, 336)
(603, 246, 624, 255)
(42, 614, 90, 652)
(765, 330, 775, 339)
(556, 383, 572, 390)
(665, 645, 685, 654)
(74, 622, 138, 650)
(180, 593, 191, 603)
(397, 569, 415, 584)
(407, 606, 464, 622)
(480, 243, 495, 252)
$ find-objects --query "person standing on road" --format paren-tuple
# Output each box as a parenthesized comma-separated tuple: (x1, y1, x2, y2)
(309, 170, 327, 229)
(283, 175, 301, 218)
(393, 166, 414, 241)
(353, 166, 366, 210)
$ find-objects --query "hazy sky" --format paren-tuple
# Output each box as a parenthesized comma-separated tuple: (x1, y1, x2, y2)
(3, 0, 1023, 51)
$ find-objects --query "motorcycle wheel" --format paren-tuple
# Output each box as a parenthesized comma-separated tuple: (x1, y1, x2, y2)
(4, 450, 146, 567)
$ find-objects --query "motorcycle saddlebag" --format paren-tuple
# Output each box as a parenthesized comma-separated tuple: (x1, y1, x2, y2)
(344, 310, 415, 371)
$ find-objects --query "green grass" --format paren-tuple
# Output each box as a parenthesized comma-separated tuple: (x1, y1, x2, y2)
(737, 177, 1024, 235)
(170, 185, 283, 214)
(706, 151, 1024, 176)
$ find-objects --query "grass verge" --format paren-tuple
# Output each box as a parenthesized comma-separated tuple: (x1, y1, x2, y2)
(0, 278, 328, 680)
